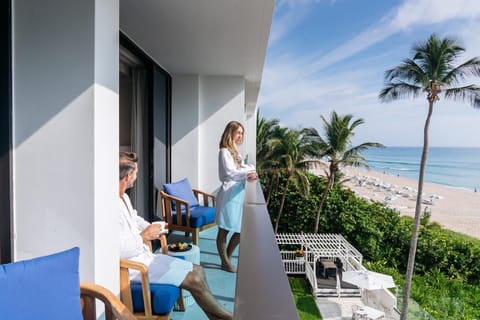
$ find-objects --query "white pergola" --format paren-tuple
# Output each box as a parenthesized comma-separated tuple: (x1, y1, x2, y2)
(276, 233, 364, 297)
(276, 233, 363, 263)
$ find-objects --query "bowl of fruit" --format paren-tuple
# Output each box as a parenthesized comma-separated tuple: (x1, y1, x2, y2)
(168, 242, 192, 252)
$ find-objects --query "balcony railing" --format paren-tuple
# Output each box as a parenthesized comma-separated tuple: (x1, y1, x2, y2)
(233, 180, 299, 320)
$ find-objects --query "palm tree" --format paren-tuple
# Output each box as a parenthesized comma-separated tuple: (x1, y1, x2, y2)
(379, 34, 480, 319)
(256, 114, 281, 204)
(256, 113, 279, 168)
(313, 111, 383, 233)
(271, 127, 322, 233)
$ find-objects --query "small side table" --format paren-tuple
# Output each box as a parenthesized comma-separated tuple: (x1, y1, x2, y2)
(167, 244, 200, 306)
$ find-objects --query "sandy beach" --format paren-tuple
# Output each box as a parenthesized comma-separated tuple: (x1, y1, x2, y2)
(314, 166, 480, 239)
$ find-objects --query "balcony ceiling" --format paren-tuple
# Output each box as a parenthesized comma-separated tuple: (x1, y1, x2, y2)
(120, 0, 274, 110)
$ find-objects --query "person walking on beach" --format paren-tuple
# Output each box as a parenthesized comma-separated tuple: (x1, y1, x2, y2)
(215, 121, 257, 272)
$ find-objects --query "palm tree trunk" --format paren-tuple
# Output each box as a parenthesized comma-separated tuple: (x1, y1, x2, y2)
(265, 172, 277, 206)
(400, 101, 434, 320)
(314, 173, 334, 233)
(274, 176, 290, 233)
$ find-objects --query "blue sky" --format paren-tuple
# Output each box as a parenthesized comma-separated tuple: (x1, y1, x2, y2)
(258, 0, 480, 147)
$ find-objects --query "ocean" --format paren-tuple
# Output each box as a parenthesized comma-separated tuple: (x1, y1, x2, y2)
(361, 147, 480, 191)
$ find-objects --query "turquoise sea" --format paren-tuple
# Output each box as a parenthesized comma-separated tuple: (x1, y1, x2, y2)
(361, 147, 480, 191)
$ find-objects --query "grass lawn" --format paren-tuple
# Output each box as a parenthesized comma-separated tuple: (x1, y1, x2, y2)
(289, 276, 322, 320)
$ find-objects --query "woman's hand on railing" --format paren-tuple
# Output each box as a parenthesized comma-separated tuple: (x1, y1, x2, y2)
(247, 171, 258, 181)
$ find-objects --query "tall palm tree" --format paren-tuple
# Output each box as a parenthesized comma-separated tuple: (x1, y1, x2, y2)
(256, 114, 281, 204)
(313, 111, 383, 233)
(379, 34, 480, 319)
(256, 113, 279, 168)
(272, 127, 322, 233)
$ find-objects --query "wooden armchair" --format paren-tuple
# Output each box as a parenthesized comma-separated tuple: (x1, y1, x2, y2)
(119, 234, 185, 320)
(160, 178, 216, 245)
(80, 281, 136, 320)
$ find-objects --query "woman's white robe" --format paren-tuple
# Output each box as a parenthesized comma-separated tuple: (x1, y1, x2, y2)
(215, 148, 255, 233)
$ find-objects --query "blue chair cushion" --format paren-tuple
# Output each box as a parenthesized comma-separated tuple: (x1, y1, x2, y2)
(131, 283, 181, 315)
(0, 247, 82, 320)
(163, 178, 199, 208)
(182, 206, 216, 227)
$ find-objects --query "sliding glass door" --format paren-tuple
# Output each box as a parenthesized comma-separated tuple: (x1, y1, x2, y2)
(120, 34, 171, 221)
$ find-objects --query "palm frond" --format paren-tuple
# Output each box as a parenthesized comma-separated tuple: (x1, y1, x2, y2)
(444, 85, 480, 109)
(379, 82, 423, 102)
(442, 57, 480, 85)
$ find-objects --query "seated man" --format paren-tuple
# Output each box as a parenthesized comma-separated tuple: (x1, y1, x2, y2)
(119, 152, 233, 320)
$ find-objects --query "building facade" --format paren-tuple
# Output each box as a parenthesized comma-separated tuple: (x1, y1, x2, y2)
(1, 0, 274, 296)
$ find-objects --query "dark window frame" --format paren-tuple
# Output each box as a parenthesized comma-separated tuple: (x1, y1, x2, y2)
(120, 32, 172, 222)
(0, 0, 12, 263)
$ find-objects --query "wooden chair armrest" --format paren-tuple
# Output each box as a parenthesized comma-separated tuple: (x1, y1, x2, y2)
(160, 191, 190, 207)
(142, 230, 168, 254)
(157, 233, 168, 254)
(120, 259, 148, 273)
(160, 191, 191, 226)
(80, 281, 136, 320)
(119, 259, 153, 316)
(192, 188, 216, 206)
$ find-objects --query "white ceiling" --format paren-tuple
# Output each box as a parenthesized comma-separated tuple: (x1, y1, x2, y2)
(120, 0, 274, 109)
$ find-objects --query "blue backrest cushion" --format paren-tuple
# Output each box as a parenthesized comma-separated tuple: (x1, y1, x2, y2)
(163, 178, 199, 208)
(0, 247, 82, 320)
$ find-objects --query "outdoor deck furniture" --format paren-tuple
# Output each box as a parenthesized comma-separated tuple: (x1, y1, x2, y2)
(351, 304, 362, 319)
(276, 233, 363, 297)
(119, 234, 185, 320)
(0, 247, 135, 320)
(353, 305, 385, 320)
(320, 259, 337, 279)
(160, 178, 216, 245)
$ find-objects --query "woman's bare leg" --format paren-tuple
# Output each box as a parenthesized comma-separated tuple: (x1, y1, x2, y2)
(226, 232, 240, 262)
(216, 228, 236, 272)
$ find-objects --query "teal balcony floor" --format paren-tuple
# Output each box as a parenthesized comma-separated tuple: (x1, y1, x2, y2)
(169, 226, 237, 320)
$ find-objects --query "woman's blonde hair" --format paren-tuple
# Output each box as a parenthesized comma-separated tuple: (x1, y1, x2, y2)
(219, 121, 244, 168)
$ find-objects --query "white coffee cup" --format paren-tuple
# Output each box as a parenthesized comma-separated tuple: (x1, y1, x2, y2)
(152, 221, 167, 234)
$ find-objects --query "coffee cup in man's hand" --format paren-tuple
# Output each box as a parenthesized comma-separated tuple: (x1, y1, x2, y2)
(152, 221, 168, 235)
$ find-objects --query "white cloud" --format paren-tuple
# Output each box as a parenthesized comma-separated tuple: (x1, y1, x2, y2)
(269, 0, 334, 46)
(259, 0, 480, 147)
(313, 30, 391, 73)
(390, 0, 480, 31)
(305, 0, 480, 75)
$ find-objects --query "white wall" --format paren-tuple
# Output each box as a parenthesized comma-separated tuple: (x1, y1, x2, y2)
(171, 75, 247, 193)
(13, 0, 119, 293)
(199, 76, 246, 193)
(171, 75, 200, 185)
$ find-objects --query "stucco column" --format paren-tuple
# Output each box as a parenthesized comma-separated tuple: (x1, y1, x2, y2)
(13, 0, 119, 292)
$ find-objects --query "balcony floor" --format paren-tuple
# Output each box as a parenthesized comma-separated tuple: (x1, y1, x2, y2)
(169, 226, 237, 320)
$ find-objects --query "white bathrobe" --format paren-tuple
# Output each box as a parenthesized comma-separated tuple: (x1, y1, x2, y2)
(119, 194, 192, 286)
(215, 148, 255, 233)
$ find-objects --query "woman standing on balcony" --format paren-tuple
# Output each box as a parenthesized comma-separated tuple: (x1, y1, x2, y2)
(216, 121, 258, 273)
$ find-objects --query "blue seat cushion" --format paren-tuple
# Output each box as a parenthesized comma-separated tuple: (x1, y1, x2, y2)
(163, 178, 199, 208)
(131, 283, 181, 315)
(0, 247, 82, 320)
(181, 206, 216, 227)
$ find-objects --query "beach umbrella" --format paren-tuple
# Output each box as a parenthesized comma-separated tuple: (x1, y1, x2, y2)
(342, 270, 395, 290)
